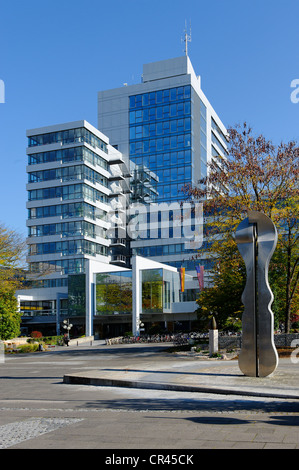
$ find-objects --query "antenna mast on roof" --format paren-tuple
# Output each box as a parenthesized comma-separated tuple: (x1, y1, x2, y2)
(182, 20, 191, 56)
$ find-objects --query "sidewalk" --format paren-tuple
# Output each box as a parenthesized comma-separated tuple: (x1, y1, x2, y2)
(63, 356, 299, 400)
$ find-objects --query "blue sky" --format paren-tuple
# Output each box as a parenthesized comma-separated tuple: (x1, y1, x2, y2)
(0, 0, 298, 236)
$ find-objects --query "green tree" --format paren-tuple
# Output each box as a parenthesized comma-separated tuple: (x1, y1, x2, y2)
(0, 290, 21, 339)
(196, 238, 245, 331)
(186, 123, 298, 332)
(0, 224, 26, 339)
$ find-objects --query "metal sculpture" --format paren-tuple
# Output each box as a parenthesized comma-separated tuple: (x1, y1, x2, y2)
(235, 211, 278, 377)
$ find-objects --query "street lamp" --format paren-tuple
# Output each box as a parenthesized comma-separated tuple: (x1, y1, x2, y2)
(62, 319, 73, 346)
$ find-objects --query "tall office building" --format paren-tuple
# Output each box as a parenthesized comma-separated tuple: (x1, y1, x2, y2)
(18, 120, 124, 335)
(16, 56, 229, 337)
(98, 56, 228, 304)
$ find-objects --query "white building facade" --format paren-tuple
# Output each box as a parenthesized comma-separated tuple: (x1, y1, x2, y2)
(17, 120, 124, 336)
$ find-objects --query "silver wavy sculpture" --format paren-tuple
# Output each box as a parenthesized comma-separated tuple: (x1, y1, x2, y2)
(235, 211, 278, 377)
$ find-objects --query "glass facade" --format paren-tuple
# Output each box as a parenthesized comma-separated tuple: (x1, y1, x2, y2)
(129, 85, 192, 202)
(26, 124, 112, 290)
(28, 146, 108, 170)
(28, 239, 108, 257)
(28, 202, 107, 221)
(29, 278, 68, 288)
(28, 165, 108, 188)
(96, 271, 133, 315)
(20, 300, 55, 317)
(28, 183, 108, 204)
(141, 268, 163, 313)
(28, 126, 108, 153)
(128, 84, 212, 273)
(28, 220, 106, 239)
(68, 274, 86, 317)
(29, 258, 85, 275)
(95, 268, 180, 316)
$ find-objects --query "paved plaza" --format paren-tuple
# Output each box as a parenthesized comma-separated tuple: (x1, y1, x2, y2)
(1, 341, 299, 450)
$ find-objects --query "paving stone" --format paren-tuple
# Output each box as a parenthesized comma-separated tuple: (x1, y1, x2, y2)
(0, 418, 83, 449)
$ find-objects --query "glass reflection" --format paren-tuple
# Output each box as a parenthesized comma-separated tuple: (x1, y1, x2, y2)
(96, 271, 132, 315)
(141, 269, 163, 313)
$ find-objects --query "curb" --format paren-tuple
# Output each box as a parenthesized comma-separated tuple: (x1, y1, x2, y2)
(63, 374, 299, 400)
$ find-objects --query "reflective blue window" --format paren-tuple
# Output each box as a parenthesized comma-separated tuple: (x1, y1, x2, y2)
(156, 107, 163, 119)
(163, 105, 170, 118)
(156, 122, 163, 135)
(170, 104, 177, 117)
(185, 118, 191, 131)
(156, 139, 163, 152)
(129, 85, 193, 202)
(136, 110, 142, 122)
(184, 86, 191, 99)
(149, 92, 156, 105)
(129, 96, 135, 108)
(170, 88, 177, 101)
(163, 137, 170, 150)
(142, 93, 149, 106)
(177, 87, 184, 99)
(135, 95, 142, 107)
(129, 111, 135, 124)
(149, 108, 156, 120)
(143, 125, 149, 138)
(163, 121, 170, 133)
(184, 102, 191, 114)
(149, 154, 156, 165)
(156, 90, 162, 103)
(185, 166, 191, 180)
(163, 89, 170, 102)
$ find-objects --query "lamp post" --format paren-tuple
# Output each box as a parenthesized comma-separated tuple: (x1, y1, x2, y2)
(62, 319, 73, 346)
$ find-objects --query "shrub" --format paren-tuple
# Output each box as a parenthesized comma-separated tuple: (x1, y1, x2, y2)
(30, 331, 42, 339)
(18, 343, 39, 353)
(210, 352, 222, 358)
(42, 335, 63, 345)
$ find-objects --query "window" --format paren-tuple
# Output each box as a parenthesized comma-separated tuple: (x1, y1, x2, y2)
(96, 271, 132, 315)
(129, 85, 193, 202)
(28, 128, 108, 153)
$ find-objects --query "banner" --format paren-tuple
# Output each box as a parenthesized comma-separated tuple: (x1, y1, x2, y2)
(180, 267, 185, 292)
(196, 265, 204, 290)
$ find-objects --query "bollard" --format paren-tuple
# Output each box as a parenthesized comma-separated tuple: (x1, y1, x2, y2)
(209, 316, 218, 356)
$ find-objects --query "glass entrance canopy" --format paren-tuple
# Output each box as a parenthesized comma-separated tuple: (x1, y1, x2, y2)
(95, 268, 179, 316)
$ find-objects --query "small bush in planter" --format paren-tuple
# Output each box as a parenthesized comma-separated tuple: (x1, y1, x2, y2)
(30, 331, 43, 339)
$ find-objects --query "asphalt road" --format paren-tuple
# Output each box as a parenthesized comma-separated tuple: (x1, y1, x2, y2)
(1, 341, 299, 451)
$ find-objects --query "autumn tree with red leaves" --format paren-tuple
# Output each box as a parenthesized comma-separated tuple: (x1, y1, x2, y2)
(185, 123, 298, 332)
